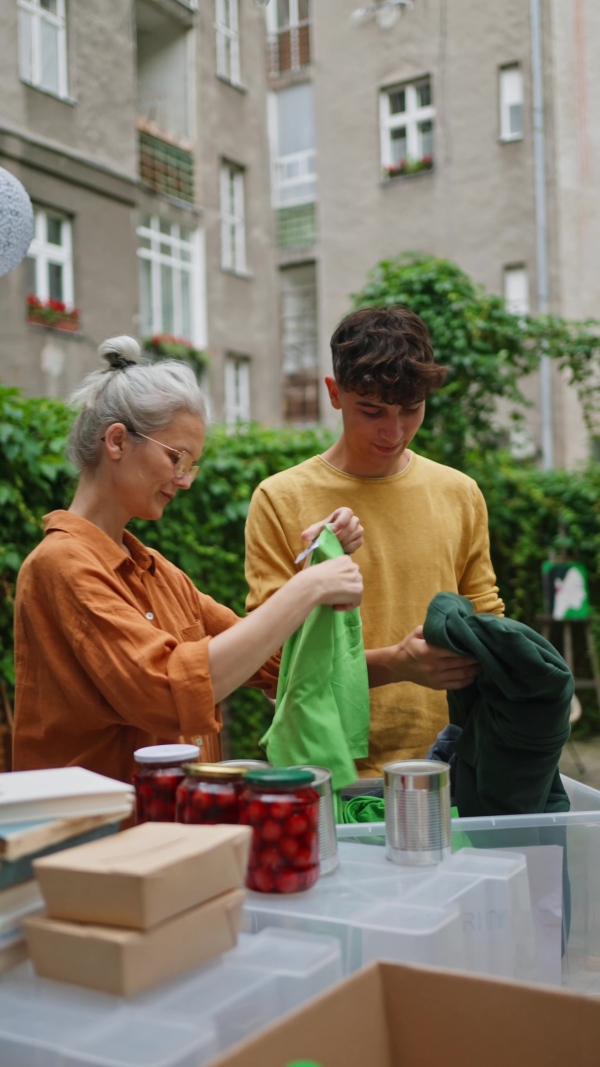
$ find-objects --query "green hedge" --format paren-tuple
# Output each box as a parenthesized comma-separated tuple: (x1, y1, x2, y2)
(1, 385, 599, 754)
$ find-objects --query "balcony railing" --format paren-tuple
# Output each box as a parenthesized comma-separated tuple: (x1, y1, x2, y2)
(268, 23, 311, 77)
(273, 149, 317, 208)
(138, 122, 194, 204)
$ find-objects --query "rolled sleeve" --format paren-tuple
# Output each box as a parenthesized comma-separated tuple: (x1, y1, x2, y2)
(167, 635, 220, 737)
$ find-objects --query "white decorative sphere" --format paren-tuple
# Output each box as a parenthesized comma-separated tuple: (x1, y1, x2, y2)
(0, 167, 35, 278)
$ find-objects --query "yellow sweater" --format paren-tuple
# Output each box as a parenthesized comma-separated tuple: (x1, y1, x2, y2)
(245, 451, 504, 775)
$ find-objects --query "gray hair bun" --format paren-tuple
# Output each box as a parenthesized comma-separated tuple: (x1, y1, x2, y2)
(99, 336, 141, 372)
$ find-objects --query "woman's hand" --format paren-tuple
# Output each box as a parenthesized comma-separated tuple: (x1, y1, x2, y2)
(299, 555, 363, 611)
(209, 557, 364, 703)
(301, 507, 364, 555)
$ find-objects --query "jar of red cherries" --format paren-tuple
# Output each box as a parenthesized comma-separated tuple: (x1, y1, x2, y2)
(239, 768, 320, 894)
(175, 764, 247, 825)
(133, 744, 200, 824)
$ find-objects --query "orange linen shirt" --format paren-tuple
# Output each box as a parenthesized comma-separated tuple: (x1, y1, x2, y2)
(13, 511, 279, 784)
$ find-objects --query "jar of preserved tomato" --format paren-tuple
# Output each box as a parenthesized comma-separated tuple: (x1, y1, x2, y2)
(175, 764, 247, 825)
(133, 744, 200, 824)
(239, 768, 320, 894)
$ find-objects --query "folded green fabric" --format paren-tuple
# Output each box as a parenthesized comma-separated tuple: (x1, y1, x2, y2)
(262, 526, 370, 795)
(423, 592, 573, 817)
(342, 796, 384, 823)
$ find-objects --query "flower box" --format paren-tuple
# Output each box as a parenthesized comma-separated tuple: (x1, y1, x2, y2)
(143, 334, 208, 378)
(383, 155, 434, 180)
(26, 296, 80, 332)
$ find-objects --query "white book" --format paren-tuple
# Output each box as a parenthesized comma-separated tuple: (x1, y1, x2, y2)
(0, 768, 134, 824)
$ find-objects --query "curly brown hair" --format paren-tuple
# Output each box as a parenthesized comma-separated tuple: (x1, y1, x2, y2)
(330, 305, 447, 405)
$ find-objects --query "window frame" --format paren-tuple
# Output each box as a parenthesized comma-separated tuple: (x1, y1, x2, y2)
(499, 64, 524, 142)
(224, 353, 251, 425)
(215, 0, 241, 86)
(269, 86, 317, 209)
(26, 207, 74, 305)
(220, 161, 247, 274)
(503, 263, 529, 316)
(18, 0, 69, 100)
(136, 214, 202, 344)
(379, 77, 434, 171)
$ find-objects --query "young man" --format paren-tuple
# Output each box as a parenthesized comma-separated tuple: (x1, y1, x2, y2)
(245, 305, 504, 776)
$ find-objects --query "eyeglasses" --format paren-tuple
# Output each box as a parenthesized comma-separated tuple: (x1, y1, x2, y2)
(129, 430, 200, 481)
(100, 429, 200, 481)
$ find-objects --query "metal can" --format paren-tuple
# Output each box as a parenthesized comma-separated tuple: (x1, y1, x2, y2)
(175, 764, 247, 825)
(383, 759, 452, 866)
(133, 743, 200, 824)
(240, 768, 320, 894)
(296, 765, 339, 875)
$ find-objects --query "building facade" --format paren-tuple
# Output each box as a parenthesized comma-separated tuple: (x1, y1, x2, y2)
(1, 0, 598, 462)
(266, 0, 599, 464)
(0, 0, 279, 424)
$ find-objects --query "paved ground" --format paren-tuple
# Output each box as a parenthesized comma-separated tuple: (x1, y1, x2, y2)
(559, 735, 600, 791)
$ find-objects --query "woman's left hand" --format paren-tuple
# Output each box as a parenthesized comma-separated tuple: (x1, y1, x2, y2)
(301, 507, 364, 555)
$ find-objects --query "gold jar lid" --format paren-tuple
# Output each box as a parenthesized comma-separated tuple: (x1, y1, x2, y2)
(181, 763, 247, 780)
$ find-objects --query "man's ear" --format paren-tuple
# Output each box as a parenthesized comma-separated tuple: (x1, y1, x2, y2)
(325, 377, 342, 410)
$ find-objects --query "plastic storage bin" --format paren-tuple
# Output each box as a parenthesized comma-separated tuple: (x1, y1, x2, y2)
(0, 928, 343, 1067)
(243, 845, 535, 980)
(336, 775, 600, 994)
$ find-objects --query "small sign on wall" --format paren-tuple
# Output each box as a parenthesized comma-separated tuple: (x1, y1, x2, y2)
(542, 561, 591, 620)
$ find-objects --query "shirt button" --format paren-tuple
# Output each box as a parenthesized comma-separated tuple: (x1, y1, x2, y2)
(146, 612, 154, 621)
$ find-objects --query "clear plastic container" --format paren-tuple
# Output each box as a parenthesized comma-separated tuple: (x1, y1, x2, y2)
(175, 764, 247, 825)
(240, 768, 320, 894)
(133, 744, 200, 824)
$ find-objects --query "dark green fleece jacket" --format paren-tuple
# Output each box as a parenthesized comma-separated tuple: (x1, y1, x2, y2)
(423, 592, 573, 817)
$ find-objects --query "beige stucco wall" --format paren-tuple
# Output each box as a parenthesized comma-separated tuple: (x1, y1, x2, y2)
(196, 2, 280, 424)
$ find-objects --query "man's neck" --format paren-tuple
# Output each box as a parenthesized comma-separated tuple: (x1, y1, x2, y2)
(320, 436, 412, 479)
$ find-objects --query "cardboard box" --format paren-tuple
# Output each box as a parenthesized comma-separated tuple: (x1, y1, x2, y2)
(33, 822, 251, 929)
(24, 888, 244, 996)
(208, 960, 600, 1067)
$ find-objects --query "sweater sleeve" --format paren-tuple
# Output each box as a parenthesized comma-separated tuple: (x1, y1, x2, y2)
(245, 484, 299, 611)
(458, 485, 504, 616)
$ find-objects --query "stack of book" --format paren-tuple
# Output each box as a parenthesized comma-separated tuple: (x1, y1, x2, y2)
(0, 767, 134, 974)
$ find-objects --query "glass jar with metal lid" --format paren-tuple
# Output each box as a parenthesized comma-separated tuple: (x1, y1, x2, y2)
(239, 768, 320, 894)
(133, 743, 200, 824)
(175, 764, 247, 825)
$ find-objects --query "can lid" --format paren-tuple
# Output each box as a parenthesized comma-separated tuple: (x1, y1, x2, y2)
(181, 763, 247, 780)
(244, 768, 315, 787)
(134, 744, 200, 765)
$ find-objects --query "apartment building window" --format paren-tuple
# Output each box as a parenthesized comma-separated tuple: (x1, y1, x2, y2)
(266, 0, 311, 77)
(215, 0, 240, 86)
(225, 354, 251, 424)
(137, 215, 198, 340)
(281, 263, 319, 423)
(220, 162, 246, 273)
(503, 264, 529, 315)
(380, 78, 434, 177)
(271, 84, 317, 250)
(18, 0, 68, 99)
(499, 65, 523, 141)
(24, 208, 73, 304)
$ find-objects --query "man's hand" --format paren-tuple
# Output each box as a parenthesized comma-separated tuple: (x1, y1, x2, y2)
(395, 626, 478, 690)
(366, 626, 479, 690)
(301, 507, 364, 555)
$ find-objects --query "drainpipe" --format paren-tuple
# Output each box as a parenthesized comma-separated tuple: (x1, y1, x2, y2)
(531, 0, 554, 469)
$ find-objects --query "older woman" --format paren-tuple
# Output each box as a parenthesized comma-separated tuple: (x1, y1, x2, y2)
(13, 337, 363, 783)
